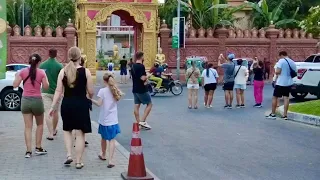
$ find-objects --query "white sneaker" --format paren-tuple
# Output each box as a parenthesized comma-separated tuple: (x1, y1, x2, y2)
(139, 121, 152, 129)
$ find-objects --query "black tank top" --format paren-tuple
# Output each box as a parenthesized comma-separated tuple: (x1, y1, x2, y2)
(63, 67, 87, 98)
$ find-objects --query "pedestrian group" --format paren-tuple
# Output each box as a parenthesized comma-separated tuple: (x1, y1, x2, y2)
(12, 46, 296, 169)
(185, 51, 297, 121)
(13, 47, 128, 169)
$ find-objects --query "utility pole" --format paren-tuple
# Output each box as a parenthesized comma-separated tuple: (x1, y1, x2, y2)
(176, 0, 181, 80)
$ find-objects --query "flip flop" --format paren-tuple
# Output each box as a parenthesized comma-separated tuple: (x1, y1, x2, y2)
(98, 155, 106, 161)
(53, 130, 58, 136)
(64, 156, 73, 165)
(107, 164, 115, 168)
(46, 137, 54, 141)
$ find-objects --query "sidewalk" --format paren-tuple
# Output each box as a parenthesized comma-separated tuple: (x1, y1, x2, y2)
(0, 111, 158, 180)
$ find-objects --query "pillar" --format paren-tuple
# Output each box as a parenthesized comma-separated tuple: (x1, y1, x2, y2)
(159, 21, 170, 63)
(85, 30, 97, 76)
(64, 20, 76, 50)
(266, 24, 280, 80)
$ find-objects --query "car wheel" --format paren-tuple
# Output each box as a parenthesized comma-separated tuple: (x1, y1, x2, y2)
(1, 89, 22, 111)
(291, 92, 308, 100)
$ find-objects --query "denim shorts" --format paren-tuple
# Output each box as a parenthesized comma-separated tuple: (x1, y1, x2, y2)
(120, 68, 127, 75)
(234, 84, 246, 90)
(133, 92, 152, 105)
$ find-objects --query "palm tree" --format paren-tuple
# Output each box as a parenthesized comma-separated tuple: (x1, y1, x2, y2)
(179, 0, 247, 29)
(246, 0, 300, 28)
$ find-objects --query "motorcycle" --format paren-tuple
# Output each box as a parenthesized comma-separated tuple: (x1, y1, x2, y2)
(147, 65, 183, 96)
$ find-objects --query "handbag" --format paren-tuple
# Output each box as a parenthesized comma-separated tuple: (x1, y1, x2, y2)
(284, 58, 297, 78)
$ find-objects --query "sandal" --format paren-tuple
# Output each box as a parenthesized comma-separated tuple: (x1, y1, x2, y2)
(76, 163, 84, 169)
(64, 156, 73, 165)
(194, 106, 198, 109)
(47, 137, 54, 141)
(188, 106, 192, 109)
(53, 130, 58, 136)
(98, 155, 106, 161)
(107, 164, 115, 168)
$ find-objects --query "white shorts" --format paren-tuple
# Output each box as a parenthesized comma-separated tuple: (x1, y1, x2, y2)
(187, 84, 199, 89)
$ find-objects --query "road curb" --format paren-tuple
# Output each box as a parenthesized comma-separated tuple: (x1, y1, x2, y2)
(276, 105, 320, 126)
(91, 121, 161, 180)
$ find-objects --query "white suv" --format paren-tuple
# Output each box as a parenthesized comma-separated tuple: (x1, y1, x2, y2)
(0, 64, 28, 110)
(291, 54, 320, 99)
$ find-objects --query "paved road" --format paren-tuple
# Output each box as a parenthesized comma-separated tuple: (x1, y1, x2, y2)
(90, 73, 320, 180)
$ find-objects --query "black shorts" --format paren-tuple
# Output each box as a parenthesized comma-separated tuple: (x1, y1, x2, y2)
(273, 85, 291, 97)
(223, 82, 234, 91)
(204, 83, 217, 92)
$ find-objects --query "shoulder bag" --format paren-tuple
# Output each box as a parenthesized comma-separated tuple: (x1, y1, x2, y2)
(284, 58, 297, 78)
(234, 65, 242, 78)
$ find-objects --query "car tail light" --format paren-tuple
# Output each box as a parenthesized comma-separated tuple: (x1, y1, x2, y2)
(297, 69, 307, 79)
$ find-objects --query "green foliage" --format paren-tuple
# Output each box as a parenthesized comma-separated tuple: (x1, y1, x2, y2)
(299, 6, 320, 37)
(6, 0, 32, 27)
(7, 0, 75, 28)
(248, 0, 301, 28)
(97, 50, 105, 61)
(179, 0, 246, 28)
(158, 0, 188, 28)
(28, 0, 75, 28)
(98, 59, 108, 68)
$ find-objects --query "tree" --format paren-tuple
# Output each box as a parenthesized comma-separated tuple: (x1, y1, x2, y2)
(158, 0, 189, 28)
(246, 0, 299, 28)
(6, 0, 32, 27)
(299, 6, 320, 37)
(179, 0, 246, 29)
(28, 0, 75, 28)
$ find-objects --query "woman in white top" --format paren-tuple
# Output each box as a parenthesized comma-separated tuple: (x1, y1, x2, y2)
(234, 59, 249, 108)
(90, 72, 123, 168)
(201, 63, 219, 108)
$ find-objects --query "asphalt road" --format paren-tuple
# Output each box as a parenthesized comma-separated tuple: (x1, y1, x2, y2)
(91, 75, 320, 180)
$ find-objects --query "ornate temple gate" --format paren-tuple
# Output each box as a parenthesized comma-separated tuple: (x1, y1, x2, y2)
(76, 0, 159, 75)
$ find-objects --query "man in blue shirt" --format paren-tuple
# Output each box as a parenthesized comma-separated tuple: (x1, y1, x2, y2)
(266, 51, 297, 120)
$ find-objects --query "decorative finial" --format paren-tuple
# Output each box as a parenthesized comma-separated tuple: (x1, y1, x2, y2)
(270, 20, 274, 25)
(162, 19, 166, 24)
(68, 18, 72, 23)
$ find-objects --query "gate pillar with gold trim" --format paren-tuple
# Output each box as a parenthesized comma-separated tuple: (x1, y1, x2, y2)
(76, 0, 159, 75)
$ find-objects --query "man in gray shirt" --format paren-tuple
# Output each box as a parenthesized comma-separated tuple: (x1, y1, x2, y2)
(218, 53, 236, 109)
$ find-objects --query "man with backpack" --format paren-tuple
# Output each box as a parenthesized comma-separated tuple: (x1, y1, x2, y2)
(266, 51, 297, 120)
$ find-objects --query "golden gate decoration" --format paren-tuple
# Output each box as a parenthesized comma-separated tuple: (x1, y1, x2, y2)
(76, 0, 159, 75)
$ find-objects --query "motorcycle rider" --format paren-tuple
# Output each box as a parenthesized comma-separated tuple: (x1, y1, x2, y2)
(149, 62, 163, 91)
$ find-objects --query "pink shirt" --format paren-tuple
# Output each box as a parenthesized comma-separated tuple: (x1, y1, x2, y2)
(19, 68, 46, 97)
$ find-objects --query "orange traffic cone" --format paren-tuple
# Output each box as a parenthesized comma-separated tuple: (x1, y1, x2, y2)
(121, 123, 154, 180)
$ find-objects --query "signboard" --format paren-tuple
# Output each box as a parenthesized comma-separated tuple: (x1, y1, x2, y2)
(172, 17, 179, 49)
(0, 1, 7, 80)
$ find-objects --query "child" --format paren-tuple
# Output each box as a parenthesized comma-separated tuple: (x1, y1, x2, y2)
(90, 72, 123, 168)
(108, 60, 114, 74)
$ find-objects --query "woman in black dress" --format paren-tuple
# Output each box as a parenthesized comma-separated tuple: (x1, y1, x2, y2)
(50, 47, 94, 169)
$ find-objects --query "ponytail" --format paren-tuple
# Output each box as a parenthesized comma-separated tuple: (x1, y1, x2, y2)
(28, 54, 41, 86)
(64, 61, 77, 88)
(206, 63, 213, 78)
(65, 47, 81, 88)
(103, 73, 123, 101)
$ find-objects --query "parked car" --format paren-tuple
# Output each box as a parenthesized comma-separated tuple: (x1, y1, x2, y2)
(291, 54, 320, 99)
(0, 64, 29, 111)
